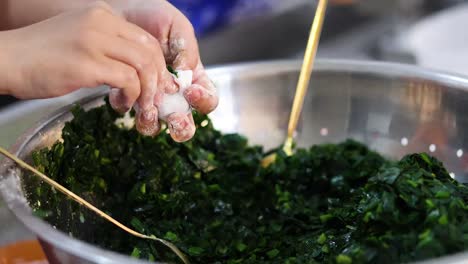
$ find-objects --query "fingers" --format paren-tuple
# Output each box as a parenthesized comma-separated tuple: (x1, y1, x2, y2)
(184, 84, 217, 115)
(163, 6, 199, 70)
(96, 58, 141, 113)
(109, 88, 129, 114)
(166, 112, 196, 143)
(99, 13, 174, 136)
(135, 104, 160, 137)
(103, 9, 178, 95)
(184, 61, 218, 115)
(87, 2, 203, 139)
(104, 35, 157, 108)
(161, 10, 218, 115)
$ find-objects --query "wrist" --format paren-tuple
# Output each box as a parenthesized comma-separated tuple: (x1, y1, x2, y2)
(0, 31, 24, 97)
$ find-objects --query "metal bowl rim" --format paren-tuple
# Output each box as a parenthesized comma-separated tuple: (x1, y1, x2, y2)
(2, 58, 468, 264)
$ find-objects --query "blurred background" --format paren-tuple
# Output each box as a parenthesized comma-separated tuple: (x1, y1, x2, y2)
(2, 0, 468, 108)
(178, 0, 468, 68)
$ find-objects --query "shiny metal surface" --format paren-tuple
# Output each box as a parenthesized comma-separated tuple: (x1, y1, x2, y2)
(2, 59, 468, 263)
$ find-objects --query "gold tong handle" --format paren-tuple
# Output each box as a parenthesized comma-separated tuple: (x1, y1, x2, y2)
(284, 0, 328, 153)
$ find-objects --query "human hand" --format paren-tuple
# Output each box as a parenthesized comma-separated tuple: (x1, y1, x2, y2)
(0, 1, 191, 139)
(108, 0, 219, 142)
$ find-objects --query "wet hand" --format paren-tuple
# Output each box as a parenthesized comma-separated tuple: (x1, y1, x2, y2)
(110, 0, 219, 142)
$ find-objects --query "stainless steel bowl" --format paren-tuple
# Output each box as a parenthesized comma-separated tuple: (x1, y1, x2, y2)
(2, 59, 468, 264)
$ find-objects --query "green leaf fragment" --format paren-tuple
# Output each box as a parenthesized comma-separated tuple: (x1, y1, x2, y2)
(320, 214, 333, 223)
(130, 217, 145, 233)
(317, 233, 327, 244)
(438, 214, 448, 225)
(267, 249, 280, 259)
(164, 231, 179, 241)
(188, 247, 204, 256)
(235, 242, 247, 252)
(33, 209, 51, 218)
(322, 245, 329, 253)
(420, 153, 432, 165)
(419, 229, 432, 240)
(131, 247, 141, 258)
(435, 190, 450, 199)
(79, 212, 85, 223)
(167, 65, 178, 77)
(425, 199, 435, 208)
(336, 254, 352, 264)
(363, 211, 374, 223)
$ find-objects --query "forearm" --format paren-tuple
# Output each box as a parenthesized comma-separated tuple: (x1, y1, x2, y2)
(0, 0, 97, 30)
(0, 31, 19, 96)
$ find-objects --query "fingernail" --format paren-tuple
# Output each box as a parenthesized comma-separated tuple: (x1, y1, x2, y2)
(142, 110, 155, 123)
(109, 89, 129, 113)
(169, 117, 187, 131)
(186, 87, 203, 104)
(137, 122, 160, 137)
(168, 114, 195, 142)
(136, 107, 160, 137)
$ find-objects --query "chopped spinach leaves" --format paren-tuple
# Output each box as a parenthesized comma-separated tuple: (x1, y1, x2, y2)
(29, 99, 468, 263)
(167, 65, 178, 77)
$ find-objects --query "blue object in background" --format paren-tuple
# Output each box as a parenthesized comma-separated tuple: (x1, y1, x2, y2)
(169, 0, 238, 36)
(169, 0, 276, 37)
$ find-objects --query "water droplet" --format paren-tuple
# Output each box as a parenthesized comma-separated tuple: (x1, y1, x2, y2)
(401, 137, 408, 146)
(214, 200, 233, 215)
(320, 128, 328, 136)
(429, 144, 436, 152)
(457, 149, 463, 158)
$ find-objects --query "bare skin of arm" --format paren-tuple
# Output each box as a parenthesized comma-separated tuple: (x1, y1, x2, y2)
(0, 0, 96, 30)
(0, 0, 218, 142)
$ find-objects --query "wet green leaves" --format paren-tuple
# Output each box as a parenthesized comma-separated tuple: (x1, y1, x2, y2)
(30, 100, 468, 264)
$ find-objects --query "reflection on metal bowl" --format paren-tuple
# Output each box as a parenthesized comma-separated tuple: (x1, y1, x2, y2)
(2, 60, 468, 264)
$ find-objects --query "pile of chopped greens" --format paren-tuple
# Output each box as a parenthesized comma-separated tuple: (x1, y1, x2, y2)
(29, 98, 468, 264)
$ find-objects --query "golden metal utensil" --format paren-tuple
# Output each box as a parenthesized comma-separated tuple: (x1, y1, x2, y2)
(0, 146, 189, 264)
(262, 0, 328, 167)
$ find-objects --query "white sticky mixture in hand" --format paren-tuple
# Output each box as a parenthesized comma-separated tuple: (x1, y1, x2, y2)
(158, 70, 193, 120)
(173, 70, 193, 92)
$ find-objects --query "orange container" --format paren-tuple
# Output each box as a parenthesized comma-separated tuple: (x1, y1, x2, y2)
(0, 239, 48, 264)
